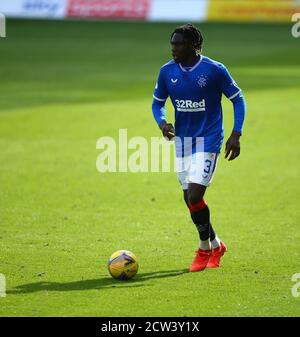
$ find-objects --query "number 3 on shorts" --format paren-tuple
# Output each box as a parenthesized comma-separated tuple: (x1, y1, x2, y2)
(204, 159, 212, 174)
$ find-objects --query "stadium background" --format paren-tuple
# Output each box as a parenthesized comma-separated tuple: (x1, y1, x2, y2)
(0, 0, 299, 316)
(1, 0, 299, 21)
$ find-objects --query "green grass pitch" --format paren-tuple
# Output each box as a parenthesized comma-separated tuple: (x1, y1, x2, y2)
(0, 19, 299, 316)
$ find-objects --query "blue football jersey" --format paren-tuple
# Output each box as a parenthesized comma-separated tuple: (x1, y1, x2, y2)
(153, 55, 241, 155)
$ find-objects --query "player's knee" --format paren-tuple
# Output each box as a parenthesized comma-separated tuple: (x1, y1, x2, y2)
(187, 184, 206, 205)
(187, 190, 203, 205)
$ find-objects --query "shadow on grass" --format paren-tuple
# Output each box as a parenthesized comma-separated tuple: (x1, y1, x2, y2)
(8, 269, 189, 294)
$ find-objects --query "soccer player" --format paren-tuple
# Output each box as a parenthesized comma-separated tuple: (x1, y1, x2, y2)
(152, 24, 246, 272)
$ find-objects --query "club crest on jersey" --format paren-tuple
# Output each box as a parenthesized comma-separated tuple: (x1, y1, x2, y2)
(171, 78, 178, 84)
(197, 75, 207, 88)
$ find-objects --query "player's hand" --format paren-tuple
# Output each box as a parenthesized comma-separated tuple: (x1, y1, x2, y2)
(225, 131, 241, 161)
(160, 122, 175, 141)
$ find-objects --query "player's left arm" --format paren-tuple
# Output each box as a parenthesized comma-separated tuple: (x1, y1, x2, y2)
(218, 64, 246, 161)
(225, 92, 246, 161)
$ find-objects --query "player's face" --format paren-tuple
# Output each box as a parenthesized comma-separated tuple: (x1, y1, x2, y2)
(170, 33, 193, 64)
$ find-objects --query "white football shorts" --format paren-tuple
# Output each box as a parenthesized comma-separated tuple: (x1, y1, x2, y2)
(176, 152, 219, 190)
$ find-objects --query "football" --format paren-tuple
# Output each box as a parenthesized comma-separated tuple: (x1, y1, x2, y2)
(108, 250, 139, 280)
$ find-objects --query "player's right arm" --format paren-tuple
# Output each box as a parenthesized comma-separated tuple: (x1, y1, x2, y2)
(152, 68, 175, 140)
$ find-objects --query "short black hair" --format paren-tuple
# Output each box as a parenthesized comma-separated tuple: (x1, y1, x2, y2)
(171, 23, 203, 52)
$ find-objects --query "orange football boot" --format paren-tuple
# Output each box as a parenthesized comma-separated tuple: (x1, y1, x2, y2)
(206, 241, 227, 268)
(189, 249, 211, 272)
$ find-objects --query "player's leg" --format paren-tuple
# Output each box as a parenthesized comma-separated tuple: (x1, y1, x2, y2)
(183, 189, 217, 245)
(187, 183, 210, 249)
(187, 152, 226, 271)
(179, 160, 211, 251)
(187, 183, 212, 271)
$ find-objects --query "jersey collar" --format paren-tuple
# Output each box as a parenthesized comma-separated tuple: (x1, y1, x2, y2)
(179, 55, 203, 72)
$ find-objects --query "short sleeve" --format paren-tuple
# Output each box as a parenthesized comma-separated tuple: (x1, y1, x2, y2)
(153, 68, 168, 102)
(217, 63, 241, 100)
